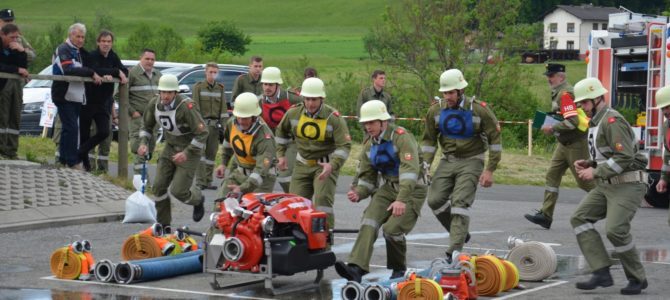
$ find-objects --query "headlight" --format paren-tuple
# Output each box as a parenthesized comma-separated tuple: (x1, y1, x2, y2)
(22, 102, 42, 113)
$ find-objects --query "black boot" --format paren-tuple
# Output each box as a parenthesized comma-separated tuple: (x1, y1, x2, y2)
(524, 210, 552, 229)
(390, 269, 406, 279)
(335, 261, 367, 283)
(575, 267, 613, 290)
(193, 196, 205, 222)
(620, 279, 648, 295)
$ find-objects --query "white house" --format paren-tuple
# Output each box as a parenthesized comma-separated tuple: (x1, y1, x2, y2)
(542, 4, 620, 55)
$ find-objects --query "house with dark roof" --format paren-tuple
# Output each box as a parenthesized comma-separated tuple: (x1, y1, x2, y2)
(542, 4, 620, 55)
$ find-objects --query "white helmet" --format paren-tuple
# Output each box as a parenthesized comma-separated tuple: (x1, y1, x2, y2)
(439, 69, 468, 92)
(157, 74, 179, 91)
(574, 77, 608, 103)
(359, 100, 391, 123)
(300, 77, 326, 98)
(233, 92, 262, 117)
(260, 67, 283, 84)
(655, 86, 670, 109)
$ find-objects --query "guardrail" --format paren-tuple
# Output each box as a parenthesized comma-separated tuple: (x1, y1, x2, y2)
(0, 72, 131, 178)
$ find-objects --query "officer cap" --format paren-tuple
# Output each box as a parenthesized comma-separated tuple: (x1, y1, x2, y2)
(0, 9, 14, 21)
(544, 63, 566, 76)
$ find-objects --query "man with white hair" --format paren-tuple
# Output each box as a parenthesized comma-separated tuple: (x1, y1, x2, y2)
(51, 23, 102, 168)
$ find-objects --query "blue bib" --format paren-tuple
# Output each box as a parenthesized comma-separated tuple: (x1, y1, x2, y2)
(438, 109, 474, 139)
(369, 140, 400, 176)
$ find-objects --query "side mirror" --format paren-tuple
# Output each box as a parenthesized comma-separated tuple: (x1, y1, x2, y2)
(178, 84, 190, 94)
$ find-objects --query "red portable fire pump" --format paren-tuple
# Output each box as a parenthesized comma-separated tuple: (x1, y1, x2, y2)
(202, 192, 336, 295)
(585, 9, 670, 207)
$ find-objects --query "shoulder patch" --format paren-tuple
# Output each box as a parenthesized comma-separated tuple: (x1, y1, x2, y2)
(479, 101, 487, 107)
(395, 127, 406, 135)
(265, 133, 271, 139)
(187, 102, 194, 109)
(608, 117, 616, 123)
(615, 142, 624, 152)
(404, 153, 413, 161)
(333, 111, 340, 117)
(345, 134, 352, 141)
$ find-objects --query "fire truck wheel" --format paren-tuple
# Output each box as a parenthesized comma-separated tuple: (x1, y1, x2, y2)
(645, 172, 670, 208)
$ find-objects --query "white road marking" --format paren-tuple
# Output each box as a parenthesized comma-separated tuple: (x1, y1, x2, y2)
(495, 280, 569, 299)
(332, 230, 504, 253)
(41, 276, 276, 300)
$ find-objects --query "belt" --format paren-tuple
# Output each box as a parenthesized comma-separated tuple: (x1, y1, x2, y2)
(445, 152, 485, 162)
(296, 152, 330, 167)
(600, 170, 648, 185)
(383, 178, 399, 191)
(204, 119, 219, 126)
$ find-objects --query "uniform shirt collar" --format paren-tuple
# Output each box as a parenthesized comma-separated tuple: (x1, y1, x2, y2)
(163, 97, 177, 110)
(263, 88, 282, 103)
(304, 104, 323, 118)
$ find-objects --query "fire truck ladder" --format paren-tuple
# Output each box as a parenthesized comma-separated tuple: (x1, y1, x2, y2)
(644, 23, 667, 150)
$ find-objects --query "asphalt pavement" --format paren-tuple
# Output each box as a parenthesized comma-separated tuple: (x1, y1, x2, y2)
(1, 160, 669, 299)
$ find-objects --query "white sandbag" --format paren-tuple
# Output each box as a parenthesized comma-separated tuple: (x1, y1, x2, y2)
(122, 175, 156, 223)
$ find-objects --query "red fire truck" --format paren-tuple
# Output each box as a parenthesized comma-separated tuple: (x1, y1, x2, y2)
(585, 10, 670, 207)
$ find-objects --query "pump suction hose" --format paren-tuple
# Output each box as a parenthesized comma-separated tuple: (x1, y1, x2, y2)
(114, 249, 204, 284)
(93, 259, 116, 282)
(364, 283, 395, 300)
(342, 281, 366, 300)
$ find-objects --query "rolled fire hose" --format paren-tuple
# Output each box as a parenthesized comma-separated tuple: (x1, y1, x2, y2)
(473, 255, 506, 297)
(49, 246, 82, 280)
(500, 259, 520, 291)
(121, 234, 163, 260)
(341, 281, 366, 300)
(506, 239, 557, 281)
(397, 278, 443, 300)
(114, 249, 203, 284)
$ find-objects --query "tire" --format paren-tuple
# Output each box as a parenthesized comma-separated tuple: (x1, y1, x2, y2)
(645, 171, 670, 208)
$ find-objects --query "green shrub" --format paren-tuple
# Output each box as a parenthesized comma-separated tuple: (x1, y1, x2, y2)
(197, 21, 251, 56)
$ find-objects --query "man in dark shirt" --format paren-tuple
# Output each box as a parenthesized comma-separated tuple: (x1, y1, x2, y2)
(78, 30, 128, 171)
(0, 23, 28, 159)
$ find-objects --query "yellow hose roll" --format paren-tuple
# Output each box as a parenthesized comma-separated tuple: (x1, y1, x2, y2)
(121, 234, 162, 260)
(50, 246, 81, 280)
(397, 278, 443, 300)
(474, 255, 506, 296)
(501, 259, 520, 291)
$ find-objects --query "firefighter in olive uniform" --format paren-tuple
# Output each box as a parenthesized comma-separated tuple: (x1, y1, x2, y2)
(422, 69, 502, 259)
(231, 55, 263, 99)
(525, 63, 594, 229)
(356, 70, 393, 118)
(137, 75, 207, 228)
(215, 92, 276, 199)
(570, 77, 648, 295)
(275, 77, 352, 229)
(652, 85, 670, 227)
(194, 63, 229, 190)
(129, 50, 161, 175)
(335, 100, 426, 283)
(259, 67, 301, 192)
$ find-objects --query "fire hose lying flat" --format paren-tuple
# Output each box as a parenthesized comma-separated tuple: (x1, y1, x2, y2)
(113, 249, 204, 284)
(506, 240, 557, 281)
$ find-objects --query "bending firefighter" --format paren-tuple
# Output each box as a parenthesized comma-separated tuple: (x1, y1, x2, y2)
(137, 75, 207, 228)
(215, 92, 277, 200)
(335, 100, 427, 283)
(275, 77, 352, 229)
(570, 77, 648, 295)
(653, 85, 670, 227)
(422, 69, 502, 260)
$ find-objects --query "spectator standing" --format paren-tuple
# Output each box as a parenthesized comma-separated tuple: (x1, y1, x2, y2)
(0, 23, 28, 159)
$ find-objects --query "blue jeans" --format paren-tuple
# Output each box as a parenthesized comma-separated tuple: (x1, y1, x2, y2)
(55, 101, 81, 167)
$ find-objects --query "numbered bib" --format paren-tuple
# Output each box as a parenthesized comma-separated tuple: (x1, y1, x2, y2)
(369, 140, 400, 176)
(438, 109, 474, 139)
(154, 103, 186, 136)
(296, 114, 327, 142)
(261, 99, 291, 129)
(230, 124, 256, 166)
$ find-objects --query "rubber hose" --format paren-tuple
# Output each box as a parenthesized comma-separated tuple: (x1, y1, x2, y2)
(506, 241, 557, 281)
(121, 234, 162, 260)
(500, 259, 520, 291)
(126, 251, 202, 283)
(50, 246, 82, 280)
(397, 278, 443, 300)
(93, 259, 116, 282)
(474, 255, 506, 297)
(341, 281, 365, 300)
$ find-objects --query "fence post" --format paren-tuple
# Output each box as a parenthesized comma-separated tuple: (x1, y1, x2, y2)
(527, 119, 533, 157)
(117, 84, 129, 179)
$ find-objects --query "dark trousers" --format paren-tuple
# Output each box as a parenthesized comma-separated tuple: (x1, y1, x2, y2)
(78, 98, 111, 169)
(54, 100, 81, 167)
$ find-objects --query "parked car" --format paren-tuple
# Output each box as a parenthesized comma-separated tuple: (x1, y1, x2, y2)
(160, 64, 249, 104)
(20, 60, 200, 136)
